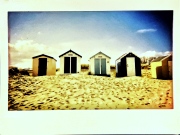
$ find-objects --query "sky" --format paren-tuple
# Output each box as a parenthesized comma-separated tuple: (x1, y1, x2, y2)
(8, 11, 173, 68)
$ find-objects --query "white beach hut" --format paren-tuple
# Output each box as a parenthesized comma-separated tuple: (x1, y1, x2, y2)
(59, 49, 82, 74)
(89, 51, 111, 76)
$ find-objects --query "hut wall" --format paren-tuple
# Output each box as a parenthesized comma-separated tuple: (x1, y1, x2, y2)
(77, 56, 81, 73)
(46, 58, 56, 76)
(32, 57, 38, 76)
(162, 56, 172, 79)
(89, 58, 94, 74)
(115, 59, 120, 76)
(135, 57, 141, 76)
(60, 56, 64, 74)
(168, 61, 172, 79)
(115, 59, 119, 73)
(151, 61, 162, 79)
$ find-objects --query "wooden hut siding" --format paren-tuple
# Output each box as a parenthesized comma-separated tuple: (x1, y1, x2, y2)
(168, 61, 172, 78)
(32, 54, 56, 76)
(116, 52, 141, 77)
(89, 52, 111, 76)
(59, 50, 82, 74)
(151, 54, 172, 79)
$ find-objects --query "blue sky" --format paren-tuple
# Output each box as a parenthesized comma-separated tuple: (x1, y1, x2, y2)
(8, 11, 173, 68)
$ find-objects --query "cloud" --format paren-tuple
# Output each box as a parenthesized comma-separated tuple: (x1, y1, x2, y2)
(9, 40, 60, 68)
(139, 50, 172, 57)
(37, 31, 41, 35)
(164, 51, 172, 55)
(136, 29, 157, 33)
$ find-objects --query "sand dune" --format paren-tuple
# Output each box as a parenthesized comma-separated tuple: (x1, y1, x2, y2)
(8, 70, 173, 110)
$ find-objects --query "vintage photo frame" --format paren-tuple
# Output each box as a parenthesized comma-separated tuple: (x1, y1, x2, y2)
(0, 0, 180, 134)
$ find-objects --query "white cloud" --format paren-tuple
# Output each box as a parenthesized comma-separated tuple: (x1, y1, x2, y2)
(37, 31, 41, 35)
(139, 50, 172, 58)
(164, 51, 172, 55)
(136, 29, 157, 33)
(9, 40, 60, 69)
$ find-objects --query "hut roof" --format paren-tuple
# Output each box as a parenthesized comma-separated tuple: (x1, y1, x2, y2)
(115, 53, 127, 61)
(151, 54, 172, 62)
(116, 52, 139, 61)
(90, 51, 111, 59)
(32, 54, 57, 61)
(151, 56, 166, 62)
(59, 49, 82, 58)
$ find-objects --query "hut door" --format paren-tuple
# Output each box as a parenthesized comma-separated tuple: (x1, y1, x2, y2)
(126, 57, 135, 76)
(101, 59, 106, 74)
(71, 57, 77, 73)
(95, 58, 106, 74)
(38, 58, 47, 76)
(64, 57, 70, 73)
(95, 59, 100, 74)
(168, 61, 172, 78)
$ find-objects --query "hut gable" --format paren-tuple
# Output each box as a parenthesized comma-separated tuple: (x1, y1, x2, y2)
(122, 52, 139, 58)
(90, 51, 111, 59)
(116, 52, 139, 62)
(32, 54, 57, 61)
(59, 49, 82, 58)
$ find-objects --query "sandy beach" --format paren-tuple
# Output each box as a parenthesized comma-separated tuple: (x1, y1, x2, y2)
(8, 69, 173, 110)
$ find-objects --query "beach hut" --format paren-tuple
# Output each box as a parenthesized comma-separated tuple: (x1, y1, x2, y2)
(59, 49, 82, 74)
(115, 52, 141, 77)
(32, 54, 57, 76)
(89, 51, 111, 76)
(151, 54, 172, 79)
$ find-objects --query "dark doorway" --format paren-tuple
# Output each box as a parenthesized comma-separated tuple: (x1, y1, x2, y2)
(64, 57, 70, 73)
(71, 57, 77, 73)
(38, 58, 47, 76)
